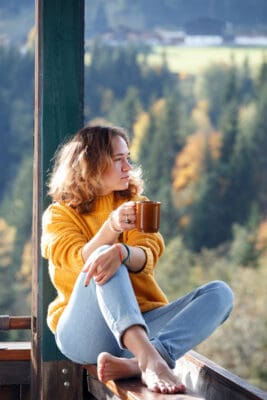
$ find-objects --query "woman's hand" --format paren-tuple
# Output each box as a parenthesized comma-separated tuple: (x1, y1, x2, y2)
(110, 201, 136, 232)
(82, 245, 122, 286)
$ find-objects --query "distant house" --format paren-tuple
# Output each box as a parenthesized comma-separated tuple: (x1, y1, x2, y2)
(155, 29, 185, 45)
(184, 35, 223, 46)
(234, 35, 267, 46)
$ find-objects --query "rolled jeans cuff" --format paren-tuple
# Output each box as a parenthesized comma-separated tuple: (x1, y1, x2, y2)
(151, 337, 176, 369)
(115, 313, 149, 349)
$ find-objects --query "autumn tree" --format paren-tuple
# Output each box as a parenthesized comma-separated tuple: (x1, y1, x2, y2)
(184, 64, 255, 250)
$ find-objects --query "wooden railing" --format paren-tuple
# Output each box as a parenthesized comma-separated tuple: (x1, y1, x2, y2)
(86, 351, 267, 400)
(0, 315, 31, 331)
(1, 315, 267, 400)
(0, 315, 31, 400)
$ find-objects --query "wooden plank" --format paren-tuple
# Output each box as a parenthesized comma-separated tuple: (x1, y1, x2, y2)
(85, 365, 204, 400)
(0, 316, 31, 331)
(0, 385, 30, 400)
(0, 361, 30, 385)
(175, 351, 267, 400)
(20, 384, 31, 400)
(87, 374, 121, 400)
(0, 342, 30, 359)
(86, 351, 267, 400)
(0, 342, 31, 361)
(41, 361, 84, 399)
(0, 385, 20, 400)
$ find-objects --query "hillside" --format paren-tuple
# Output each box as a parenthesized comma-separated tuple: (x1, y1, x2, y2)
(1, 0, 267, 45)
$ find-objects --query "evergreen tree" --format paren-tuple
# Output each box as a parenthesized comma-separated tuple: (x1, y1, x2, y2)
(200, 64, 229, 126)
(92, 2, 109, 35)
(0, 156, 33, 316)
(0, 45, 33, 202)
(0, 91, 11, 203)
(219, 64, 239, 164)
(252, 79, 267, 214)
(239, 57, 255, 104)
(185, 167, 227, 251)
(138, 108, 157, 191)
(108, 87, 142, 140)
(138, 90, 181, 240)
(185, 65, 247, 250)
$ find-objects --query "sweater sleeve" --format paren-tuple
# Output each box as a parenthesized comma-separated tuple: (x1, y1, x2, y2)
(123, 229, 165, 275)
(41, 203, 90, 274)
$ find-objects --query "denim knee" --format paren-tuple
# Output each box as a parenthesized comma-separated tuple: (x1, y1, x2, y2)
(208, 280, 234, 320)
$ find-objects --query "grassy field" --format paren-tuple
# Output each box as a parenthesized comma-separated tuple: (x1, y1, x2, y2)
(144, 46, 267, 76)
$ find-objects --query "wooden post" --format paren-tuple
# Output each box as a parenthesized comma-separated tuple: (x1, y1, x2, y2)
(32, 0, 84, 398)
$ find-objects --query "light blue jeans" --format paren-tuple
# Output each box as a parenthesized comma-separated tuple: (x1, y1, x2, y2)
(55, 246, 234, 368)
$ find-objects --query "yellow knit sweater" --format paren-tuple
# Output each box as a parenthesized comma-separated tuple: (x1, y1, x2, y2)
(41, 193, 168, 333)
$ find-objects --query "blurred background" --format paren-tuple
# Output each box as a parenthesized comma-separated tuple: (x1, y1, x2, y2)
(0, 0, 266, 390)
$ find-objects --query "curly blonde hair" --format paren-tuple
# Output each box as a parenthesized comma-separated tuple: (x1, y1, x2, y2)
(47, 125, 144, 214)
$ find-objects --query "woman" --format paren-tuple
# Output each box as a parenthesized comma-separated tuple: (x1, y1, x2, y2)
(41, 125, 234, 394)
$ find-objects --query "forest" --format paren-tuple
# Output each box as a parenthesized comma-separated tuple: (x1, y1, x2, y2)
(0, 33, 267, 391)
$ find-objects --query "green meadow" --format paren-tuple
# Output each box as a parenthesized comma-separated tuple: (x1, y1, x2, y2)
(145, 46, 267, 75)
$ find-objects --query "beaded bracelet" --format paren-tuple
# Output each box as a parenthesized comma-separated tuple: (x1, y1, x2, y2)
(114, 243, 123, 263)
(121, 243, 130, 264)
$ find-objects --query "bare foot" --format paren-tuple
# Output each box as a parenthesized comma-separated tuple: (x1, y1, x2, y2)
(97, 352, 140, 382)
(141, 359, 186, 394)
(97, 352, 186, 394)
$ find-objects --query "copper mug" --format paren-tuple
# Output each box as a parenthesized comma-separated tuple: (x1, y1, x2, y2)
(136, 201, 161, 233)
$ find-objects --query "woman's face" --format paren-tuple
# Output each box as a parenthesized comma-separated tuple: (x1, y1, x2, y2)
(99, 135, 132, 195)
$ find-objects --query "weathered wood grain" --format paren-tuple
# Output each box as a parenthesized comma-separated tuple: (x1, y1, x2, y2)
(85, 351, 267, 400)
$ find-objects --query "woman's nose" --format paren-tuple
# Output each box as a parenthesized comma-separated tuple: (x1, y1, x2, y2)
(122, 159, 132, 171)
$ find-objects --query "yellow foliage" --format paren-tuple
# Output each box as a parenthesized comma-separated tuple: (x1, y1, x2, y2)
(18, 241, 32, 285)
(179, 215, 190, 228)
(130, 98, 167, 162)
(25, 26, 35, 52)
(172, 131, 221, 208)
(209, 131, 221, 160)
(0, 218, 16, 267)
(151, 98, 166, 116)
(256, 220, 267, 253)
(192, 100, 211, 130)
(131, 111, 150, 161)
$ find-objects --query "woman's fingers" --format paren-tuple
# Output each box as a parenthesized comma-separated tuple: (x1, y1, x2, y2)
(82, 257, 98, 286)
(118, 201, 136, 227)
(83, 265, 96, 287)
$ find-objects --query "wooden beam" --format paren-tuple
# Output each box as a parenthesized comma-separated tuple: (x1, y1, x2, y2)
(175, 351, 267, 400)
(0, 361, 30, 385)
(86, 364, 203, 400)
(0, 316, 31, 331)
(33, 0, 84, 398)
(85, 351, 267, 400)
(0, 342, 31, 361)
